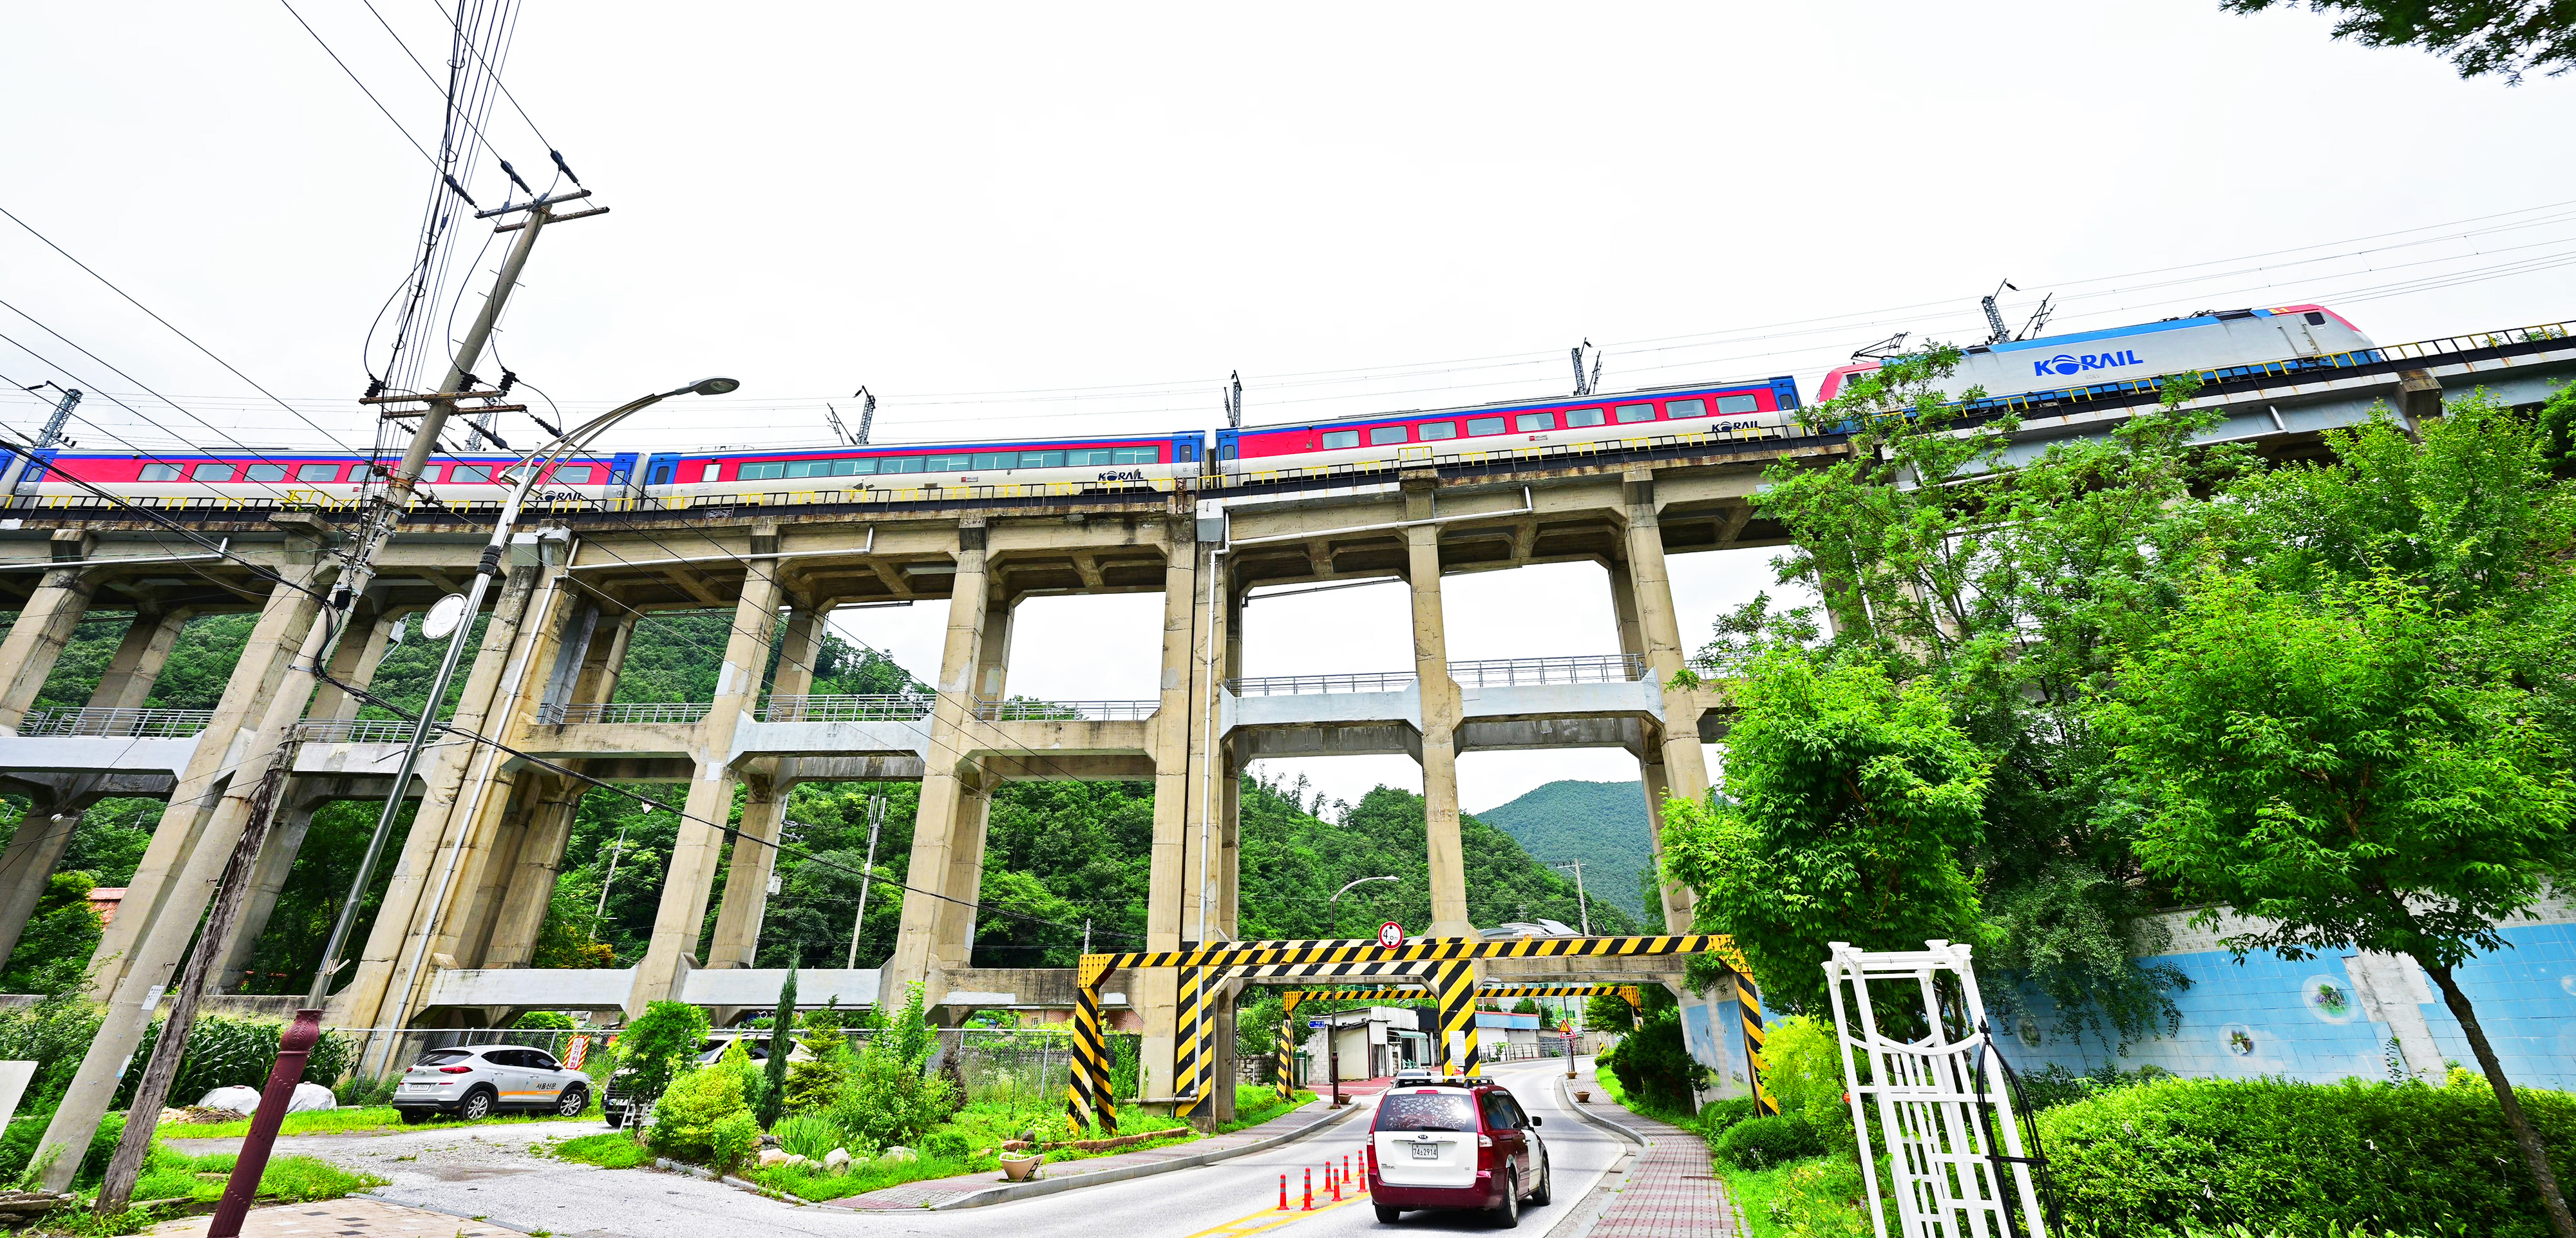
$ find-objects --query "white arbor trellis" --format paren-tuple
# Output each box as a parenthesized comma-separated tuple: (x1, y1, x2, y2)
(1827, 940, 2052, 1238)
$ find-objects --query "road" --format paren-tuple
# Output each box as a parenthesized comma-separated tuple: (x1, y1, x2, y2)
(199, 1058, 1628, 1238)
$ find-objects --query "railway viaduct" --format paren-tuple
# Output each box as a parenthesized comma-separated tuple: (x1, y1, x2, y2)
(0, 324, 2565, 1125)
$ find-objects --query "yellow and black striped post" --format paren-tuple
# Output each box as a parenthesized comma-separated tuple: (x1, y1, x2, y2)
(1275, 991, 1302, 1100)
(1072, 953, 1118, 1134)
(1432, 960, 1482, 1078)
(1173, 962, 1210, 1120)
(1737, 971, 1776, 1116)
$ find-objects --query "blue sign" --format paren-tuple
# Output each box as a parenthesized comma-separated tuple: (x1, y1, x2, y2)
(1308, 1018, 1331, 1028)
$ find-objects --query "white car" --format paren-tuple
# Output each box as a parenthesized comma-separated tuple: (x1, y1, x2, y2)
(394, 1044, 592, 1123)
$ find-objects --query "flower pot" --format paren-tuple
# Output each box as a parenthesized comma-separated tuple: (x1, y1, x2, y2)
(1575, 1090, 1591, 1103)
(999, 1152, 1044, 1182)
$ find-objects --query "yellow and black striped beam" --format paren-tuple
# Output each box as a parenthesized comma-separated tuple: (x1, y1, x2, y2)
(1087, 932, 1732, 973)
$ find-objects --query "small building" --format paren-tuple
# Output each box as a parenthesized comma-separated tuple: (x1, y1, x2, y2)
(1299, 1005, 1431, 1081)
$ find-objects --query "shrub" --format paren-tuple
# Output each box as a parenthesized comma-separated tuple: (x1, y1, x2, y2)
(1762, 1152, 1883, 1237)
(2041, 1076, 2576, 1238)
(1760, 1014, 1846, 1118)
(0, 1111, 124, 1188)
(0, 980, 102, 1118)
(647, 1042, 759, 1165)
(707, 1112, 761, 1174)
(615, 1000, 711, 1118)
(1716, 1112, 1825, 1170)
(784, 1016, 851, 1114)
(827, 983, 957, 1149)
(513, 1011, 575, 1031)
(1691, 1095, 1759, 1140)
(772, 1112, 842, 1160)
(1599, 998, 1705, 1116)
(332, 1073, 400, 1108)
(920, 1129, 969, 1161)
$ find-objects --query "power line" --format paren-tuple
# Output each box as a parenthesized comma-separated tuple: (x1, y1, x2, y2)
(275, 0, 449, 176)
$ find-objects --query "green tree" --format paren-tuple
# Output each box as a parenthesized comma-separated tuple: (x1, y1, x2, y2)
(2221, 0, 2575, 82)
(0, 872, 101, 994)
(1660, 651, 1989, 1014)
(2100, 572, 2576, 1237)
(614, 1000, 710, 1139)
(757, 966, 796, 1129)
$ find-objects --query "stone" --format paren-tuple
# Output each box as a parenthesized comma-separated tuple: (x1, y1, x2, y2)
(757, 1148, 793, 1168)
(196, 1086, 261, 1112)
(880, 1146, 916, 1163)
(288, 1081, 337, 1113)
(822, 1148, 852, 1171)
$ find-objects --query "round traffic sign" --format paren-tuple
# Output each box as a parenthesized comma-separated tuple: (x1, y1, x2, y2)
(1377, 921, 1405, 950)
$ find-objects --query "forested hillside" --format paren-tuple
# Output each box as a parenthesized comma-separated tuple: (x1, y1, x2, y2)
(1474, 779, 1656, 922)
(0, 607, 1631, 991)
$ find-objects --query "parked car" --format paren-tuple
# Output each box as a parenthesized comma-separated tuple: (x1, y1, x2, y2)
(1367, 1080, 1550, 1227)
(601, 1032, 810, 1128)
(393, 1044, 591, 1123)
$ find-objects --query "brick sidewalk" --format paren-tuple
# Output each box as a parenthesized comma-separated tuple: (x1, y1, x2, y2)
(153, 1197, 522, 1238)
(1573, 1065, 1741, 1237)
(830, 1097, 1350, 1210)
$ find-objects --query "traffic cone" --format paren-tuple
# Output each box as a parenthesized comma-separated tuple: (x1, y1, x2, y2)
(1279, 1174, 1288, 1210)
(1303, 1167, 1313, 1210)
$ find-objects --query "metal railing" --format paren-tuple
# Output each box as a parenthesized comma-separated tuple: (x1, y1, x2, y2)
(543, 701, 714, 726)
(759, 694, 934, 723)
(298, 718, 424, 744)
(13, 707, 215, 738)
(1228, 654, 1647, 696)
(1227, 670, 1419, 696)
(1448, 654, 1647, 687)
(973, 698, 1159, 721)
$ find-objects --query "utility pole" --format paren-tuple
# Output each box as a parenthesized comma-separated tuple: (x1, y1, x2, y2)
(0, 383, 80, 497)
(846, 793, 884, 967)
(592, 821, 630, 928)
(1553, 861, 1591, 936)
(32, 190, 600, 1193)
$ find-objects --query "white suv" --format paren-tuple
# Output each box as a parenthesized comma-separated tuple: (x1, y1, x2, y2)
(394, 1044, 592, 1123)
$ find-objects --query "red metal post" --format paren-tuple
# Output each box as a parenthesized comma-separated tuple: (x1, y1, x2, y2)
(209, 1007, 323, 1238)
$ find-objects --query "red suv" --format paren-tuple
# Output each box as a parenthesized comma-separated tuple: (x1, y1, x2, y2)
(1366, 1080, 1551, 1227)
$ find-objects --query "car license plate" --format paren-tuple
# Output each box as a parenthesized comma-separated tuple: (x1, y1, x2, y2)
(1409, 1143, 1439, 1161)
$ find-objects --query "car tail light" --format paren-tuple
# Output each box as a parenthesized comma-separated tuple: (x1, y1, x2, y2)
(1365, 1145, 1378, 1178)
(439, 1065, 474, 1074)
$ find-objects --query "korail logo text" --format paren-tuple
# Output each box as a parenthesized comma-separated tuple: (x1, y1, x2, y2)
(2034, 350, 2143, 377)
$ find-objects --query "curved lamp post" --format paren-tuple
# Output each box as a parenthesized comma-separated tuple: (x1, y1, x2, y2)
(308, 378, 741, 1007)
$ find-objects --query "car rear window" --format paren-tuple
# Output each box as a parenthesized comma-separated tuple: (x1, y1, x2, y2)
(1375, 1092, 1479, 1131)
(415, 1050, 473, 1067)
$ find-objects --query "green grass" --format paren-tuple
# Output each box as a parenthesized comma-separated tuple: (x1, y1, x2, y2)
(1719, 1158, 1799, 1238)
(118, 1144, 386, 1210)
(1220, 1087, 1314, 1134)
(156, 1102, 597, 1142)
(550, 1132, 653, 1170)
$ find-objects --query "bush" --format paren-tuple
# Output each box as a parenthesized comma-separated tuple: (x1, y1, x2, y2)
(1599, 998, 1705, 1116)
(0, 1111, 124, 1188)
(647, 1042, 758, 1165)
(707, 1112, 761, 1174)
(827, 983, 957, 1149)
(784, 1016, 851, 1114)
(0, 982, 103, 1118)
(1761, 1152, 1882, 1237)
(2041, 1076, 2576, 1238)
(513, 1011, 575, 1030)
(332, 1073, 400, 1108)
(1760, 1015, 1846, 1118)
(1716, 1112, 1825, 1170)
(920, 1129, 969, 1161)
(1691, 1095, 1759, 1140)
(615, 1000, 711, 1118)
(772, 1112, 842, 1159)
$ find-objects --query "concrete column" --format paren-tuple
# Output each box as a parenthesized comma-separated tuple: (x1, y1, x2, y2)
(475, 775, 585, 969)
(0, 796, 86, 969)
(208, 793, 322, 993)
(86, 608, 193, 712)
(87, 553, 331, 998)
(886, 524, 994, 998)
(0, 560, 100, 730)
(574, 611, 638, 705)
(1620, 469, 1709, 932)
(703, 606, 822, 969)
(625, 549, 784, 1013)
(1404, 486, 1473, 938)
(332, 553, 558, 1030)
(310, 603, 395, 722)
(1142, 533, 1201, 1099)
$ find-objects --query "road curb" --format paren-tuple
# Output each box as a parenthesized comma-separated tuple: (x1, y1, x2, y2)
(927, 1098, 1368, 1210)
(1538, 1066, 1643, 1238)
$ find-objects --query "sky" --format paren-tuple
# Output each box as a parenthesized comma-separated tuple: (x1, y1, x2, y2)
(4, 1, 2571, 813)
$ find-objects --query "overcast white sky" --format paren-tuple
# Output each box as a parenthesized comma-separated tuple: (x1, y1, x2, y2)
(5, 2, 2571, 812)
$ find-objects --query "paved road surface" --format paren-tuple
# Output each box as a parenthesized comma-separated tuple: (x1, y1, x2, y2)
(188, 1058, 1625, 1238)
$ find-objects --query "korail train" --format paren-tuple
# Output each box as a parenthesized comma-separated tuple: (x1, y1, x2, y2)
(6, 304, 2373, 506)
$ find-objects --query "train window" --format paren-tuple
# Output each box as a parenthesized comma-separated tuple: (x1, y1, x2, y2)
(1466, 417, 1506, 436)
(1320, 431, 1361, 449)
(881, 456, 925, 474)
(554, 465, 597, 484)
(1112, 447, 1157, 464)
(1020, 450, 1066, 468)
(450, 465, 491, 483)
(1515, 412, 1554, 432)
(740, 462, 785, 481)
(1566, 408, 1606, 428)
(1417, 422, 1457, 441)
(845, 457, 880, 475)
(140, 463, 182, 481)
(296, 463, 343, 482)
(1067, 448, 1114, 466)
(926, 453, 975, 471)
(191, 463, 236, 481)
(1715, 395, 1760, 415)
(1663, 399, 1704, 419)
(2305, 311, 2327, 326)
(1616, 403, 1656, 423)
(245, 464, 289, 483)
(972, 452, 1013, 470)
(1368, 426, 1408, 446)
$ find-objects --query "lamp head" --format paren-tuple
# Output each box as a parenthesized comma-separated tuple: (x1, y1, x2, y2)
(687, 377, 741, 396)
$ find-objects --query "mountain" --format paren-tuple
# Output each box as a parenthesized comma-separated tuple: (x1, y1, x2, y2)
(1473, 780, 1656, 922)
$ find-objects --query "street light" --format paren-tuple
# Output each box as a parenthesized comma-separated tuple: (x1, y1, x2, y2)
(307, 379, 741, 1007)
(1330, 875, 1398, 902)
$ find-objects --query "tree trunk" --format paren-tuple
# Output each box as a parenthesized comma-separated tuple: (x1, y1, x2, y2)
(2423, 958, 2576, 1238)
